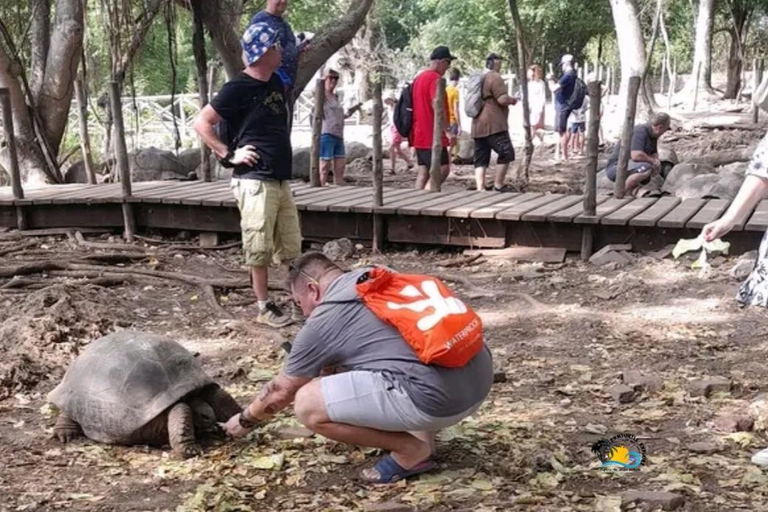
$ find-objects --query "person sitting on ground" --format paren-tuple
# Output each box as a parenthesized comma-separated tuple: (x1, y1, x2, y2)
(548, 54, 577, 162)
(192, 22, 300, 328)
(410, 46, 456, 190)
(223, 252, 493, 484)
(446, 68, 463, 162)
(472, 53, 517, 193)
(605, 112, 671, 197)
(318, 69, 362, 186)
(384, 95, 414, 174)
(527, 64, 547, 144)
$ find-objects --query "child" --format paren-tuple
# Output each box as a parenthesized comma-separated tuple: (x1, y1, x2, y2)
(569, 95, 589, 156)
(384, 96, 414, 174)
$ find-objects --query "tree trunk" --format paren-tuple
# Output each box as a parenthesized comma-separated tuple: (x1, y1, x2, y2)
(29, 0, 51, 98)
(724, 3, 751, 100)
(684, 0, 715, 94)
(508, 0, 533, 185)
(640, 0, 662, 113)
(609, 0, 647, 123)
(192, 0, 212, 182)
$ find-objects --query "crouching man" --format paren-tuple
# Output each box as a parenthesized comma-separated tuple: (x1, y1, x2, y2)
(224, 252, 493, 483)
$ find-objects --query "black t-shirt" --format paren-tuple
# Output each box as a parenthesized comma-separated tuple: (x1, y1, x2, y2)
(608, 124, 657, 167)
(210, 72, 292, 181)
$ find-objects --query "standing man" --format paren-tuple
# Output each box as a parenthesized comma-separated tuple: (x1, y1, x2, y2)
(548, 54, 577, 162)
(410, 46, 456, 190)
(446, 69, 462, 162)
(224, 252, 493, 484)
(192, 23, 300, 328)
(472, 53, 517, 193)
(605, 112, 671, 197)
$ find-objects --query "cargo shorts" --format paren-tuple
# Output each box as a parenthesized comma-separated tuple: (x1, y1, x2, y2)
(231, 178, 301, 267)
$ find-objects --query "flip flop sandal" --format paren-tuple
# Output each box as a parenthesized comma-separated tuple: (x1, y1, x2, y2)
(360, 455, 436, 484)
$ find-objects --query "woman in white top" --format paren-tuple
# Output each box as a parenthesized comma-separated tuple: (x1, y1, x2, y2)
(527, 65, 547, 144)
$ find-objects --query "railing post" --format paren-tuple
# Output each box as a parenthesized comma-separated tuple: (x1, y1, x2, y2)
(309, 78, 324, 187)
(582, 80, 602, 261)
(615, 76, 641, 199)
(0, 88, 27, 230)
(429, 77, 446, 192)
(109, 81, 136, 242)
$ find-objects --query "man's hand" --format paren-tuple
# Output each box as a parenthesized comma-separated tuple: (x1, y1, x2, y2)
(231, 145, 260, 166)
(510, 97, 518, 106)
(224, 413, 251, 439)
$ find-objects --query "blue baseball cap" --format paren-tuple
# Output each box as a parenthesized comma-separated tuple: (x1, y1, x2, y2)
(241, 22, 280, 66)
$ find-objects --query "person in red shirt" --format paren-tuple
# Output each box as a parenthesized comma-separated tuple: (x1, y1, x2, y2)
(410, 46, 456, 190)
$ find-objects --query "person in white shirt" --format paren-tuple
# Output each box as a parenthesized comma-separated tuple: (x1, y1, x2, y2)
(527, 65, 546, 144)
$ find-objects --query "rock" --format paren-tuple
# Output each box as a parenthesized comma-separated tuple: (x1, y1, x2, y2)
(456, 134, 475, 164)
(273, 426, 314, 440)
(609, 384, 636, 404)
(750, 395, 768, 432)
(621, 370, 663, 393)
(687, 441, 721, 454)
(708, 172, 744, 201)
(64, 159, 107, 184)
(621, 490, 684, 511)
(714, 411, 754, 433)
(178, 148, 203, 176)
(345, 142, 370, 162)
(347, 157, 373, 177)
(323, 238, 354, 261)
(662, 163, 716, 194)
(719, 161, 748, 177)
(647, 244, 675, 260)
(292, 147, 311, 180)
(493, 369, 507, 383)
(199, 232, 219, 248)
(122, 147, 188, 182)
(674, 173, 719, 199)
(732, 250, 757, 280)
(590, 249, 633, 267)
(690, 377, 732, 398)
(596, 169, 614, 191)
(365, 502, 413, 512)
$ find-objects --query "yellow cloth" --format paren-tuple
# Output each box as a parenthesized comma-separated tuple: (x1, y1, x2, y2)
(446, 84, 460, 125)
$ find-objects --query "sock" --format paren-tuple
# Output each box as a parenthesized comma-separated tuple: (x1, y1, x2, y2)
(258, 300, 269, 311)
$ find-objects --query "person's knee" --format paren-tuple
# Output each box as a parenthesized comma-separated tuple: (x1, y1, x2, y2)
(294, 385, 325, 430)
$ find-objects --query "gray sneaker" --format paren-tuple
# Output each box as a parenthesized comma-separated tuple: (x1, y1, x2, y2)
(257, 301, 294, 328)
(290, 302, 304, 323)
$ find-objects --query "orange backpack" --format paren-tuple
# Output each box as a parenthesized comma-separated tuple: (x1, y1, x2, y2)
(356, 268, 484, 367)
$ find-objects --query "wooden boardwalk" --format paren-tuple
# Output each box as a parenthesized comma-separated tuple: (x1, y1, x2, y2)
(0, 180, 766, 252)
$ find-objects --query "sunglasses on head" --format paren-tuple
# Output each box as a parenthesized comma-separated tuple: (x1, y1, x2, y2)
(327, 75, 339, 81)
(289, 264, 319, 286)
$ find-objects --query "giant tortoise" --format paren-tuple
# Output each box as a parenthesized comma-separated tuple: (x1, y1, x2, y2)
(48, 331, 242, 458)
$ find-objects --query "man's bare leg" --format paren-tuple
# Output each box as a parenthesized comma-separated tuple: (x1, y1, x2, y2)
(474, 167, 487, 191)
(493, 162, 510, 190)
(625, 170, 651, 196)
(294, 380, 432, 472)
(251, 266, 269, 301)
(333, 157, 346, 185)
(389, 146, 397, 174)
(397, 145, 413, 167)
(560, 132, 571, 161)
(415, 166, 430, 189)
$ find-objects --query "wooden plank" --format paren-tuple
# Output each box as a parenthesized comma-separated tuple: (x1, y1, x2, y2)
(132, 181, 212, 203)
(470, 192, 543, 219)
(397, 191, 472, 216)
(445, 193, 520, 218)
(51, 183, 126, 204)
(345, 189, 428, 214)
(746, 200, 768, 232)
(371, 189, 441, 215)
(294, 186, 368, 210)
(629, 197, 681, 227)
(464, 246, 567, 263)
(497, 194, 565, 221)
(549, 195, 611, 223)
(602, 197, 658, 226)
(419, 192, 492, 217)
(305, 187, 372, 212)
(686, 199, 730, 229)
(574, 197, 633, 225)
(522, 195, 583, 222)
(16, 184, 90, 205)
(179, 183, 244, 206)
(657, 199, 706, 228)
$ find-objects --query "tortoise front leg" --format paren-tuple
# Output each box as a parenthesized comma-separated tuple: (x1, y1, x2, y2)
(199, 385, 242, 421)
(54, 412, 82, 443)
(167, 402, 202, 459)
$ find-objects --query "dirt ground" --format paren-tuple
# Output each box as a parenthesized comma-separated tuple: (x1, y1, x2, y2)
(2, 231, 768, 512)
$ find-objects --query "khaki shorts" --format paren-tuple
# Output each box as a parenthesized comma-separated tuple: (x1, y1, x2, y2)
(231, 178, 301, 267)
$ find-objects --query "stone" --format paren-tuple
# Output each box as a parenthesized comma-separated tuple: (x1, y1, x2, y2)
(707, 172, 744, 201)
(365, 502, 413, 512)
(596, 169, 614, 191)
(493, 370, 507, 383)
(674, 174, 719, 199)
(123, 146, 189, 182)
(64, 159, 107, 184)
(345, 141, 370, 162)
(456, 133, 475, 163)
(609, 384, 636, 404)
(731, 250, 757, 280)
(621, 370, 663, 393)
(323, 238, 354, 261)
(714, 411, 754, 433)
(273, 426, 314, 440)
(621, 490, 684, 511)
(292, 147, 311, 180)
(178, 148, 203, 176)
(687, 441, 721, 454)
(199, 232, 219, 248)
(662, 163, 716, 195)
(590, 250, 633, 268)
(690, 377, 732, 398)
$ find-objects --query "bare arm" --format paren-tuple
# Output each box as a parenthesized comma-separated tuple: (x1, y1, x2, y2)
(495, 93, 517, 107)
(630, 150, 657, 165)
(192, 105, 228, 159)
(702, 175, 768, 241)
(246, 372, 311, 421)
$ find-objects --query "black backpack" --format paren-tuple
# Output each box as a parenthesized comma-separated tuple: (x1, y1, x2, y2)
(567, 77, 587, 110)
(393, 83, 414, 138)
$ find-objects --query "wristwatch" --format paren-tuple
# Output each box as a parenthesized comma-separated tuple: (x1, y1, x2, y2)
(238, 408, 258, 429)
(219, 149, 236, 168)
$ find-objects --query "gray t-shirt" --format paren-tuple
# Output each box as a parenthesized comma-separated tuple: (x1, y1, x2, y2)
(322, 93, 345, 139)
(285, 269, 493, 417)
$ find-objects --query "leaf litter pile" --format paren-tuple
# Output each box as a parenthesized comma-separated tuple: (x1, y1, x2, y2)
(3, 234, 768, 511)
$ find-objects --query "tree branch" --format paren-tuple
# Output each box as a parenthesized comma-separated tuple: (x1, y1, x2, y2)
(115, 0, 166, 83)
(29, 0, 50, 98)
